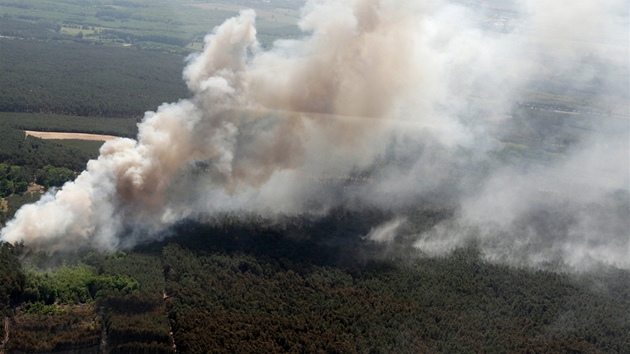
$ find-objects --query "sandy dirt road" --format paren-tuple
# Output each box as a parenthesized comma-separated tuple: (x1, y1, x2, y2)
(24, 131, 120, 141)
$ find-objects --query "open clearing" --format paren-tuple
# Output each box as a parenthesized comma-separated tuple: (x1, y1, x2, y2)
(24, 131, 120, 141)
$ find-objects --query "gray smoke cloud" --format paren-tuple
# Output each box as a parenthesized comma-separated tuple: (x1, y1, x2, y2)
(1, 0, 628, 269)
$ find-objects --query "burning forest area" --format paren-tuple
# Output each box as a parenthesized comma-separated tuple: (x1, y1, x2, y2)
(0, 0, 628, 352)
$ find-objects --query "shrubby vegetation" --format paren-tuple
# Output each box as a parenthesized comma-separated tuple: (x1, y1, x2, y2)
(4, 255, 145, 352)
(0, 126, 96, 223)
(0, 110, 139, 223)
(35, 165, 75, 188)
(21, 264, 139, 306)
(6, 304, 102, 353)
(0, 118, 101, 172)
(0, 164, 29, 198)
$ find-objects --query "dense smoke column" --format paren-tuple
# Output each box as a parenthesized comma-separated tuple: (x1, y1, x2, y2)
(0, 1, 425, 251)
(1, 0, 628, 270)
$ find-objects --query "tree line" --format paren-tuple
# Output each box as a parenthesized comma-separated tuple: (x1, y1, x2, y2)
(1, 210, 629, 353)
(160, 218, 630, 353)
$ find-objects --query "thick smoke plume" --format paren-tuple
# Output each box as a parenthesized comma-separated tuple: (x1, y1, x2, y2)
(1, 0, 628, 269)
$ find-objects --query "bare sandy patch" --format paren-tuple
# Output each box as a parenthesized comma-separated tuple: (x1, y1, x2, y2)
(1, 198, 7, 213)
(27, 183, 44, 194)
(25, 131, 119, 141)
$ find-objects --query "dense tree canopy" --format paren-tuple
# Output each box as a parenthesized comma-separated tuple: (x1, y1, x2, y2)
(160, 220, 630, 353)
(0, 39, 189, 118)
(0, 2, 628, 353)
(0, 242, 25, 316)
(1, 216, 629, 353)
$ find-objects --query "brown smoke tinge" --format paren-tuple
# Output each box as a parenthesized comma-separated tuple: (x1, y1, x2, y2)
(250, 2, 418, 119)
(0, 0, 426, 251)
(183, 0, 427, 189)
(0, 0, 628, 270)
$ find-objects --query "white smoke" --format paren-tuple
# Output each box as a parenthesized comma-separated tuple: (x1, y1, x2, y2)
(364, 218, 405, 243)
(1, 0, 628, 269)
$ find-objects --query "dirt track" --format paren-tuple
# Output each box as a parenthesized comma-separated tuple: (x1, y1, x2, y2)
(24, 131, 119, 141)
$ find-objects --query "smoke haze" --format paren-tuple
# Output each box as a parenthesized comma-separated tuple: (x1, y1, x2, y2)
(1, 0, 628, 269)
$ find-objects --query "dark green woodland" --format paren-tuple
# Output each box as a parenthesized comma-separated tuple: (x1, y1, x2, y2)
(0, 0, 628, 353)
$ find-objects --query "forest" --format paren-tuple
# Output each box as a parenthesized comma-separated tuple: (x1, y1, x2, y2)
(0, 0, 302, 50)
(0, 23, 193, 344)
(1, 0, 629, 352)
(0, 40, 189, 118)
(1, 214, 629, 353)
(0, 35, 186, 224)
